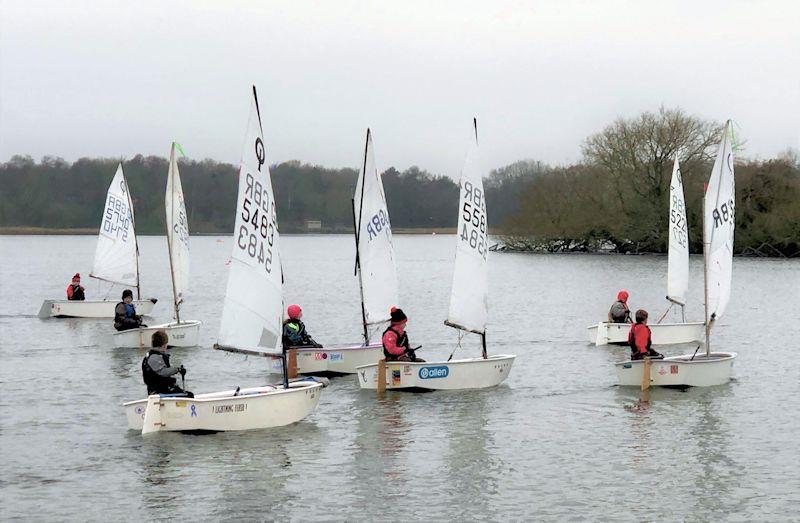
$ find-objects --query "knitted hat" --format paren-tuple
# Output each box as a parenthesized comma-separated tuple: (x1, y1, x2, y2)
(122, 289, 134, 300)
(617, 290, 629, 303)
(72, 273, 81, 282)
(389, 306, 407, 323)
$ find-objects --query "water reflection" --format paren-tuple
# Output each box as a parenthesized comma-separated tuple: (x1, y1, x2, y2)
(441, 390, 499, 516)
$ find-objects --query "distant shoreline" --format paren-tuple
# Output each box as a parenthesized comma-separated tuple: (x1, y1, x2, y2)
(0, 226, 457, 236)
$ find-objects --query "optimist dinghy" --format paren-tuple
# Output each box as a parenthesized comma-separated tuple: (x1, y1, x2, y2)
(357, 118, 515, 391)
(126, 87, 324, 435)
(589, 156, 704, 346)
(282, 129, 398, 376)
(113, 143, 201, 348)
(616, 120, 738, 387)
(38, 164, 157, 318)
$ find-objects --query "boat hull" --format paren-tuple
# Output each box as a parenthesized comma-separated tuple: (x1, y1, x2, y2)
(274, 343, 383, 376)
(588, 321, 704, 346)
(355, 354, 516, 391)
(124, 381, 323, 433)
(112, 320, 202, 348)
(615, 351, 736, 387)
(38, 299, 157, 319)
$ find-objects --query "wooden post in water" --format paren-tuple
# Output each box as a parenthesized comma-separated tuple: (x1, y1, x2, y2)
(287, 349, 298, 379)
(377, 358, 386, 393)
(641, 357, 651, 391)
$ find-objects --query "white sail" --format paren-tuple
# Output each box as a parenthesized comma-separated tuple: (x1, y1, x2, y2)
(90, 164, 139, 287)
(165, 142, 191, 318)
(218, 90, 282, 353)
(704, 120, 736, 323)
(666, 156, 689, 305)
(353, 129, 399, 333)
(446, 119, 489, 335)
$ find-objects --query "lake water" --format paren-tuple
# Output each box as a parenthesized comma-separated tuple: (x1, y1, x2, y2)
(1, 235, 798, 521)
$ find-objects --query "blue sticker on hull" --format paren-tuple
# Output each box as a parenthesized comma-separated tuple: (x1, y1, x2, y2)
(419, 366, 449, 379)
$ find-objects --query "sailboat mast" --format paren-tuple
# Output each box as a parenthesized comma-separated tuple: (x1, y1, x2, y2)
(481, 332, 487, 359)
(165, 143, 181, 323)
(703, 192, 710, 356)
(353, 128, 371, 345)
(122, 166, 142, 300)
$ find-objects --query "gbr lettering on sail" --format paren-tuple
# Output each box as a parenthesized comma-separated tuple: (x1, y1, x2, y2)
(235, 139, 277, 273)
(460, 180, 487, 259)
(711, 153, 735, 233)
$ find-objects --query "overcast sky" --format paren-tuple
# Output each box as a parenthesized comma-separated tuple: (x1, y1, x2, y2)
(1, 0, 798, 176)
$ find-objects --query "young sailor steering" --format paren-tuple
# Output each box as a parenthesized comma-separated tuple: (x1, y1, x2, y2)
(66, 273, 86, 301)
(114, 289, 145, 331)
(382, 307, 425, 362)
(628, 309, 663, 360)
(282, 304, 322, 348)
(608, 289, 633, 323)
(142, 330, 192, 397)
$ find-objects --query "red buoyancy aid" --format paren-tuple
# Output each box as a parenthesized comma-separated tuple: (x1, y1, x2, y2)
(628, 323, 652, 354)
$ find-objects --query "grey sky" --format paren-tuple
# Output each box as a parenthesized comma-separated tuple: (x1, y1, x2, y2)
(1, 0, 798, 177)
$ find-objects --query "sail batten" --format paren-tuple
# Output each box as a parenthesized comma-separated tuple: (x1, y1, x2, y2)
(217, 88, 283, 354)
(704, 120, 736, 324)
(666, 156, 689, 306)
(446, 119, 489, 336)
(165, 142, 191, 320)
(353, 129, 399, 340)
(90, 164, 139, 287)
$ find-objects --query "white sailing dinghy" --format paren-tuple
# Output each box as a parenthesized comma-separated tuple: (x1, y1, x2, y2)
(38, 164, 157, 319)
(588, 157, 704, 345)
(113, 144, 201, 348)
(126, 87, 323, 434)
(282, 129, 398, 376)
(615, 120, 738, 387)
(356, 119, 515, 391)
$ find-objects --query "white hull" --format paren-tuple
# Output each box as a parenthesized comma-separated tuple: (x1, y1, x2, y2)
(38, 299, 157, 319)
(615, 351, 736, 387)
(274, 343, 383, 375)
(587, 321, 704, 346)
(356, 354, 516, 391)
(112, 320, 202, 348)
(124, 381, 323, 433)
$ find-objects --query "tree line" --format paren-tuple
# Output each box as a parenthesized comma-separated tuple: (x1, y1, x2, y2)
(1, 107, 797, 256)
(500, 108, 800, 257)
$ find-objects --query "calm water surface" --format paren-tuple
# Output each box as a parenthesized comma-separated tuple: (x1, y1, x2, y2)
(1, 235, 798, 521)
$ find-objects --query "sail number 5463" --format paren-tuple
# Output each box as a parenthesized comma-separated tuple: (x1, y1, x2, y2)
(237, 172, 276, 273)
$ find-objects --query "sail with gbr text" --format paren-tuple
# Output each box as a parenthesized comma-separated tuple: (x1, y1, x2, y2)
(667, 156, 689, 305)
(353, 129, 399, 339)
(446, 119, 489, 335)
(90, 164, 139, 287)
(218, 89, 283, 353)
(704, 120, 735, 324)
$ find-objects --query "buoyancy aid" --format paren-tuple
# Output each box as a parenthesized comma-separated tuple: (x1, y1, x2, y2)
(142, 350, 177, 394)
(628, 323, 652, 355)
(382, 326, 410, 359)
(66, 283, 85, 301)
